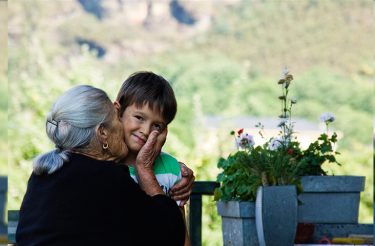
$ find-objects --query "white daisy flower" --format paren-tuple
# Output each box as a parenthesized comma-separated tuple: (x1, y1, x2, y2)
(282, 67, 289, 78)
(278, 119, 288, 127)
(320, 112, 335, 123)
(236, 133, 255, 149)
(268, 137, 283, 151)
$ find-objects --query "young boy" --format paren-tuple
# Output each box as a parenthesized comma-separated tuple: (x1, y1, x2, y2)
(115, 71, 191, 246)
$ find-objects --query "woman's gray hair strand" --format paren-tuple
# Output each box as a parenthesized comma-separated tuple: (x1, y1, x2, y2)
(33, 85, 113, 175)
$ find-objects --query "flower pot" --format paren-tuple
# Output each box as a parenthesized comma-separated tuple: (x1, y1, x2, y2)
(298, 176, 365, 223)
(255, 185, 298, 246)
(217, 201, 259, 246)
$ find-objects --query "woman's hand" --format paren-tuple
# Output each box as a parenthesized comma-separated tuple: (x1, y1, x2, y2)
(170, 162, 195, 206)
(134, 130, 167, 196)
(135, 129, 167, 169)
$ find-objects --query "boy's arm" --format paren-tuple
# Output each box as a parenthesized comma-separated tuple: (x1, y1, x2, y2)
(180, 206, 192, 246)
(170, 162, 195, 206)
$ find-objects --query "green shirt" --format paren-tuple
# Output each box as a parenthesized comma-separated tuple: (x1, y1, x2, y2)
(128, 152, 182, 203)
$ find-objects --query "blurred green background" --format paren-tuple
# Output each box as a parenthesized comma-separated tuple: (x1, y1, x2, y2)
(6, 1, 374, 245)
(0, 1, 7, 177)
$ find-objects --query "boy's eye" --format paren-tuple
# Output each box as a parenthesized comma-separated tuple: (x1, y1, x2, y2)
(134, 115, 143, 121)
(152, 124, 164, 132)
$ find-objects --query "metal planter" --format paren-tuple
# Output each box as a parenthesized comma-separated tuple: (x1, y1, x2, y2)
(217, 201, 259, 246)
(255, 185, 298, 246)
(298, 175, 365, 224)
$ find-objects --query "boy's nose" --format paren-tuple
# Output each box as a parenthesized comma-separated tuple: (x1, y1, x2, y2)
(140, 124, 152, 137)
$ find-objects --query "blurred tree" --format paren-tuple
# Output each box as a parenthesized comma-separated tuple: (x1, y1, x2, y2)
(7, 2, 374, 245)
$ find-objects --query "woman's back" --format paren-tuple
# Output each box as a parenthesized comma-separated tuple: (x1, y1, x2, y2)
(17, 153, 185, 246)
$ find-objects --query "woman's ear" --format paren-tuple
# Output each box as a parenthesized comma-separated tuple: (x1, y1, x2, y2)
(96, 124, 109, 143)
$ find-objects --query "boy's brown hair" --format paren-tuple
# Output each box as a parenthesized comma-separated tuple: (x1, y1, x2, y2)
(116, 71, 177, 124)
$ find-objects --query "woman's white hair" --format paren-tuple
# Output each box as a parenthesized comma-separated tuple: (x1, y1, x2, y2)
(33, 85, 113, 175)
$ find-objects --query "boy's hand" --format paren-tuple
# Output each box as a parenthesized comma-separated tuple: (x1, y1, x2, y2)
(136, 130, 167, 168)
(170, 162, 195, 206)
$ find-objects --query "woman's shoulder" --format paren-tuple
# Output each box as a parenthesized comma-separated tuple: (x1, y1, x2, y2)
(69, 152, 128, 171)
(29, 153, 130, 189)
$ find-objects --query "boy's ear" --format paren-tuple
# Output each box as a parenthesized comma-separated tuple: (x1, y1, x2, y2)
(113, 101, 122, 118)
(113, 101, 120, 110)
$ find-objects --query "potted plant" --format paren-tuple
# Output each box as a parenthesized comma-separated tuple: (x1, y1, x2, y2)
(215, 127, 301, 246)
(293, 113, 365, 224)
(215, 138, 261, 246)
(215, 69, 365, 246)
(215, 69, 303, 246)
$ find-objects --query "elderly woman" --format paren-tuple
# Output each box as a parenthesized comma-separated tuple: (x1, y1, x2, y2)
(16, 85, 186, 246)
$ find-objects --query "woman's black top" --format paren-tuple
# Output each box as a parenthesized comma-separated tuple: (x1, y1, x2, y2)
(16, 153, 185, 246)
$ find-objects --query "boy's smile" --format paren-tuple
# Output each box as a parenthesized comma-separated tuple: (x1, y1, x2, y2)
(120, 103, 167, 159)
(132, 133, 147, 145)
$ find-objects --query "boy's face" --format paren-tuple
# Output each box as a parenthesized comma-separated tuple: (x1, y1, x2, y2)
(120, 103, 167, 154)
